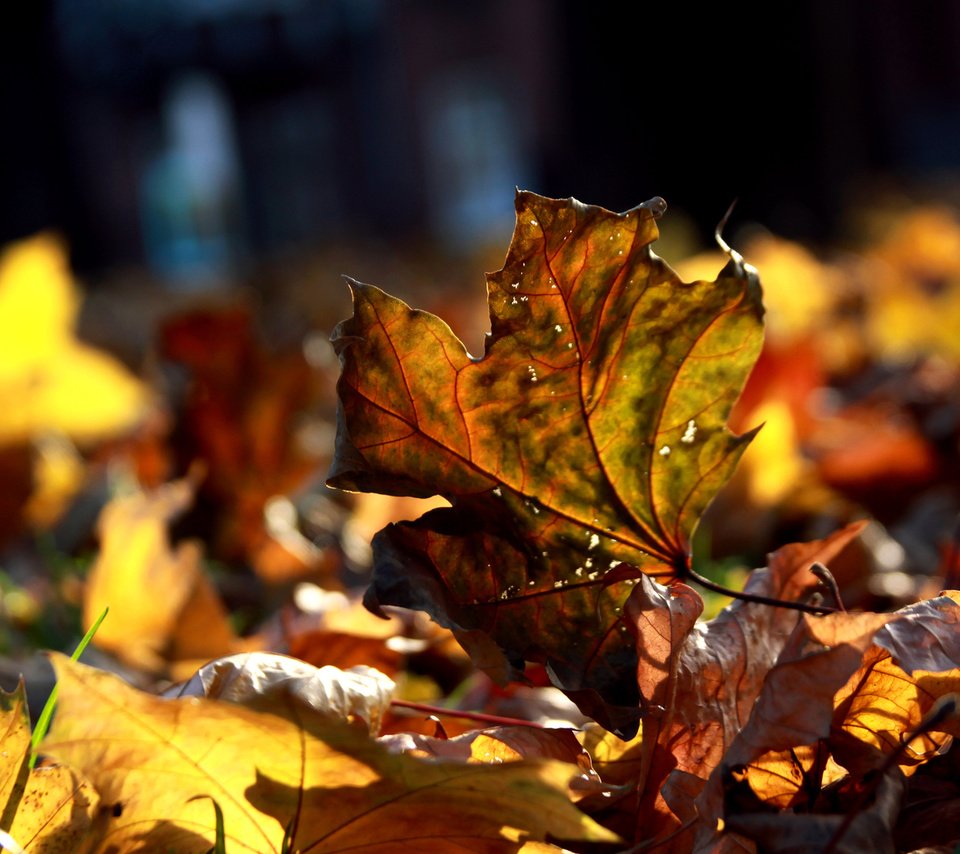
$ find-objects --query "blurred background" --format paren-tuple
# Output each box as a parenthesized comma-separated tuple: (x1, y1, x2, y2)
(2, 1, 960, 709)
(7, 2, 960, 275)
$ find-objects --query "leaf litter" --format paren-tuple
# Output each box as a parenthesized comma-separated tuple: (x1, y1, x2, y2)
(0, 193, 957, 851)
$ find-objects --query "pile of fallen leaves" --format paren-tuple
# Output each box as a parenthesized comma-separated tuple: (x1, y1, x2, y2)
(1, 192, 960, 852)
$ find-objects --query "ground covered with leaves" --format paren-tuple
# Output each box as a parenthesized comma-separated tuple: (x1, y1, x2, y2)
(2, 191, 960, 852)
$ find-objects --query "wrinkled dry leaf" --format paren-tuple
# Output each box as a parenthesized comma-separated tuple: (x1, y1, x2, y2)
(576, 526, 865, 847)
(831, 592, 960, 774)
(83, 476, 238, 675)
(167, 652, 395, 736)
(43, 656, 619, 853)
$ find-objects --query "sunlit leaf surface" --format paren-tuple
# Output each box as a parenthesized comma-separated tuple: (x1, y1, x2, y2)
(43, 657, 618, 853)
(330, 192, 763, 735)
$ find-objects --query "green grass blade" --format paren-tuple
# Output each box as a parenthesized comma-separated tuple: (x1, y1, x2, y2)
(29, 606, 108, 768)
(189, 795, 227, 853)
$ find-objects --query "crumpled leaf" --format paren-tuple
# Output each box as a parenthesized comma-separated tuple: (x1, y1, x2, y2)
(0, 234, 149, 445)
(669, 592, 960, 852)
(43, 656, 619, 853)
(830, 592, 960, 774)
(330, 191, 764, 736)
(723, 764, 905, 854)
(83, 475, 239, 676)
(583, 525, 865, 845)
(0, 681, 97, 851)
(166, 652, 396, 736)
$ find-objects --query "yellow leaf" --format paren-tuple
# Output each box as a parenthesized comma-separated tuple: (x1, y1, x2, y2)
(0, 234, 149, 445)
(83, 476, 238, 675)
(0, 682, 98, 851)
(43, 657, 619, 853)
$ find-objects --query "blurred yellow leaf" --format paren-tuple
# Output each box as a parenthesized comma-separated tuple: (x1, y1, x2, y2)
(673, 235, 845, 344)
(43, 656, 619, 853)
(22, 432, 85, 529)
(861, 207, 960, 362)
(736, 398, 809, 506)
(0, 681, 97, 851)
(0, 234, 149, 445)
(83, 476, 238, 676)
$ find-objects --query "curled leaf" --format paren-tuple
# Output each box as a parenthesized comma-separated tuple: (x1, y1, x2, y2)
(167, 652, 396, 736)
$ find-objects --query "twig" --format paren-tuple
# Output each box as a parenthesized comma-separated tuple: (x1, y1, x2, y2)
(684, 564, 837, 616)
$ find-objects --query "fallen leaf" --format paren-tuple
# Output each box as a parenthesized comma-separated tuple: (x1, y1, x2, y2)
(166, 652, 396, 736)
(330, 191, 764, 735)
(83, 475, 238, 676)
(724, 764, 905, 854)
(381, 724, 592, 768)
(0, 681, 97, 851)
(0, 234, 149, 445)
(830, 592, 960, 774)
(379, 725, 605, 801)
(574, 525, 866, 847)
(43, 656, 619, 853)
(735, 743, 846, 811)
(647, 527, 866, 842)
(159, 308, 329, 583)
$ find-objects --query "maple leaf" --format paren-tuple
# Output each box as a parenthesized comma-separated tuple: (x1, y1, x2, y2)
(42, 656, 618, 852)
(0, 681, 97, 851)
(329, 191, 764, 735)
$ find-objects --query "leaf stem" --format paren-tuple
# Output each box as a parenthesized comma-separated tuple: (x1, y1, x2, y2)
(810, 562, 846, 611)
(390, 699, 544, 730)
(683, 565, 837, 616)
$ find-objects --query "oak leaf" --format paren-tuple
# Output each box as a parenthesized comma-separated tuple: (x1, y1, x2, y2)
(43, 656, 619, 853)
(329, 191, 764, 735)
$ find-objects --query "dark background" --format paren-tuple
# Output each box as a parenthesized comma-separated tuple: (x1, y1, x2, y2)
(3, 1, 960, 278)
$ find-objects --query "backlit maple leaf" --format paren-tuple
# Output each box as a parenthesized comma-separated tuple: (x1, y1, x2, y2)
(329, 192, 764, 736)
